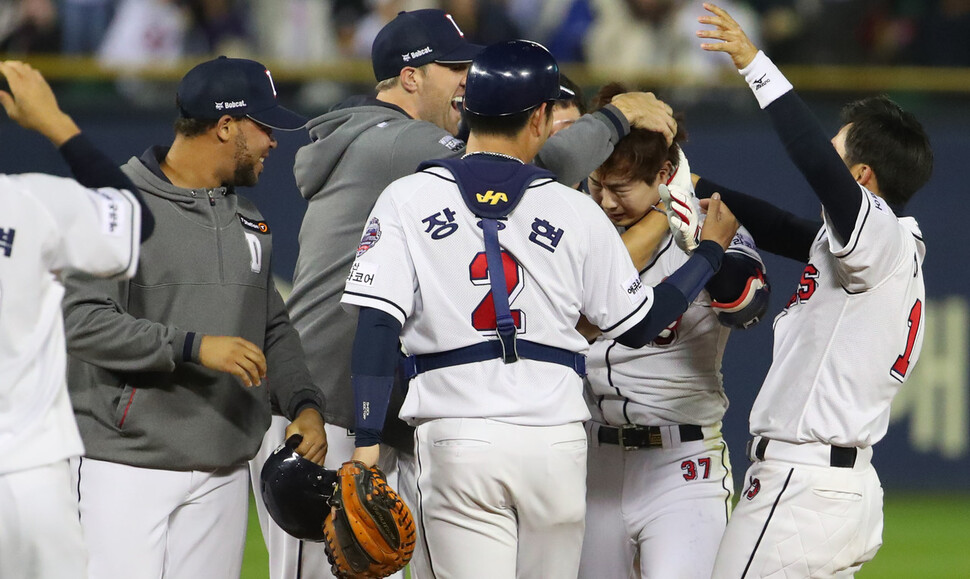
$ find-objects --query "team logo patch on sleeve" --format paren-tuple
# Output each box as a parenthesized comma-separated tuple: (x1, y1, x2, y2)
(238, 214, 270, 234)
(356, 217, 382, 257)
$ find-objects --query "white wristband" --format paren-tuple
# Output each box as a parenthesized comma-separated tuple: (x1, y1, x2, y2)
(739, 50, 794, 109)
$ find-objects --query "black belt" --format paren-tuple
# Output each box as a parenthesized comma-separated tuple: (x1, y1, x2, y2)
(750, 437, 858, 469)
(597, 424, 704, 450)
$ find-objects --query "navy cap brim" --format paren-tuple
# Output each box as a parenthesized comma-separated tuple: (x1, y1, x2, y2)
(247, 105, 308, 131)
(434, 42, 484, 65)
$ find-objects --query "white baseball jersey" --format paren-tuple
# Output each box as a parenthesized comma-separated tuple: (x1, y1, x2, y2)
(0, 173, 140, 474)
(750, 185, 925, 447)
(341, 164, 652, 426)
(587, 227, 760, 427)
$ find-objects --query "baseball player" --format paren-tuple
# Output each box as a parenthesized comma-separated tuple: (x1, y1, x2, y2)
(578, 82, 770, 579)
(62, 57, 327, 579)
(0, 60, 150, 579)
(695, 5, 933, 577)
(264, 8, 681, 578)
(341, 40, 740, 579)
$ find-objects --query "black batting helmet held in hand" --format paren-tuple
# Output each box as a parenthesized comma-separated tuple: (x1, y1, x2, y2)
(259, 435, 338, 542)
(463, 40, 575, 117)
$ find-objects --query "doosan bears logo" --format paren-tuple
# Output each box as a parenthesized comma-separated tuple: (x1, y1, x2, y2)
(357, 218, 382, 257)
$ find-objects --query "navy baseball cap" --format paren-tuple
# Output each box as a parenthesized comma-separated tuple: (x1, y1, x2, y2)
(464, 40, 574, 117)
(371, 10, 483, 82)
(176, 56, 307, 131)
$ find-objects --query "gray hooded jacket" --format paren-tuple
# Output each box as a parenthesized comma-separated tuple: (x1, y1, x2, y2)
(64, 148, 321, 471)
(289, 97, 631, 452)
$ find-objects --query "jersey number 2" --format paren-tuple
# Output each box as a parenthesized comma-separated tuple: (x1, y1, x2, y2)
(891, 299, 922, 382)
(469, 251, 524, 332)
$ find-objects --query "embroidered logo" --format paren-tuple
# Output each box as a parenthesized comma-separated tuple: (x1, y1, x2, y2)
(753, 74, 770, 90)
(744, 476, 761, 500)
(216, 100, 247, 110)
(475, 190, 508, 205)
(356, 217, 382, 256)
(238, 214, 270, 234)
(401, 46, 432, 62)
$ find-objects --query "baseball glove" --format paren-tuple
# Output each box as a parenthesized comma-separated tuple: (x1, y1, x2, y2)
(323, 460, 416, 578)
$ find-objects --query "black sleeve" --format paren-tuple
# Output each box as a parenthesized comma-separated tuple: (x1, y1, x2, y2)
(615, 241, 722, 349)
(696, 177, 818, 262)
(764, 90, 862, 245)
(59, 133, 155, 242)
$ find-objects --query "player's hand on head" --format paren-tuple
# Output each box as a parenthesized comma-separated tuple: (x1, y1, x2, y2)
(198, 335, 267, 387)
(609, 92, 677, 146)
(697, 3, 759, 69)
(0, 60, 80, 146)
(285, 408, 328, 465)
(699, 193, 739, 249)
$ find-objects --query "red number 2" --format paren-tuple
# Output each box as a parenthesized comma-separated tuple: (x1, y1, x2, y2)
(469, 251, 524, 333)
(891, 299, 922, 382)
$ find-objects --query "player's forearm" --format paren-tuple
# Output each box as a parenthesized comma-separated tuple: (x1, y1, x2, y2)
(534, 104, 630, 186)
(62, 274, 195, 372)
(350, 308, 403, 447)
(620, 209, 668, 270)
(58, 133, 155, 242)
(742, 51, 861, 245)
(615, 241, 723, 348)
(695, 177, 817, 261)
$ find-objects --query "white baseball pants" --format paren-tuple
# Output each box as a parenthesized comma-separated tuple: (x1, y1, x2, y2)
(70, 457, 249, 579)
(0, 460, 88, 579)
(712, 439, 883, 578)
(407, 418, 587, 579)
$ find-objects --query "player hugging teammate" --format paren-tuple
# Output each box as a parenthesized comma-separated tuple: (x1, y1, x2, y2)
(578, 80, 770, 579)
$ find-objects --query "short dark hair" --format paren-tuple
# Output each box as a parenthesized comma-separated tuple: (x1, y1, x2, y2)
(840, 95, 933, 208)
(592, 82, 687, 183)
(464, 105, 552, 139)
(555, 73, 587, 115)
(173, 115, 220, 138)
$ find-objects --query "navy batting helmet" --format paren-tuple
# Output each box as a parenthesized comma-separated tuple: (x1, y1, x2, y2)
(259, 436, 338, 541)
(463, 40, 574, 117)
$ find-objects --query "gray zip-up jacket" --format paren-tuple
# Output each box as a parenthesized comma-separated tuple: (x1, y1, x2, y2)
(289, 97, 631, 452)
(64, 147, 322, 471)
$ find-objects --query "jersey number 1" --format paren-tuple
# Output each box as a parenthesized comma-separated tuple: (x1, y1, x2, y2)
(891, 299, 922, 382)
(469, 251, 524, 332)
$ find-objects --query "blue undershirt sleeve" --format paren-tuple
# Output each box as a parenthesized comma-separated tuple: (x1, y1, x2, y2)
(350, 307, 403, 447)
(615, 240, 723, 348)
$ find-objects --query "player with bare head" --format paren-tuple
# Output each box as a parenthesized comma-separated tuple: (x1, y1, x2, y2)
(340, 40, 740, 578)
(695, 4, 933, 577)
(0, 60, 151, 579)
(579, 82, 770, 579)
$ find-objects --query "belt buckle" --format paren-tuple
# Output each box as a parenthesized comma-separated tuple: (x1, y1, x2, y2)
(617, 424, 639, 451)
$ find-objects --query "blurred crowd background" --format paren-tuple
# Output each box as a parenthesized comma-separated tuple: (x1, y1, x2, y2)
(2, 0, 968, 70)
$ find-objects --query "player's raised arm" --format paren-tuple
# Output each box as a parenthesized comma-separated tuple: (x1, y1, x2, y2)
(0, 60, 154, 241)
(697, 3, 863, 245)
